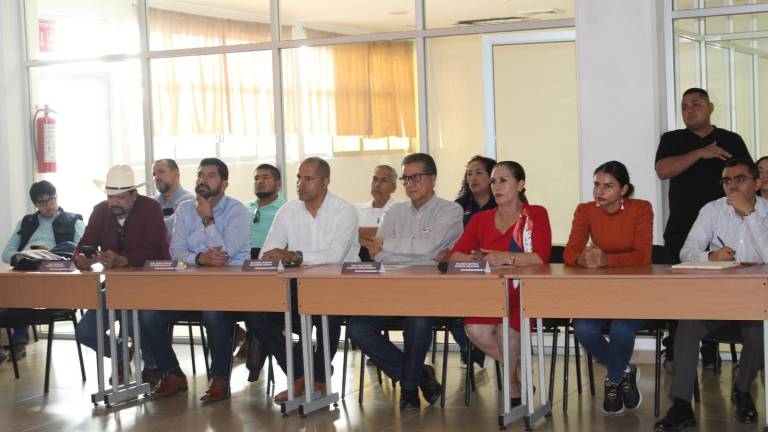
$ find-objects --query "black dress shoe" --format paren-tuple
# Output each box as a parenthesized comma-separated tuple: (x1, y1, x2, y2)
(400, 388, 420, 411)
(654, 398, 695, 432)
(732, 387, 758, 423)
(419, 364, 442, 406)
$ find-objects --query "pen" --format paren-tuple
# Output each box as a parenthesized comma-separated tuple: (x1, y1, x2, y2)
(716, 235, 727, 248)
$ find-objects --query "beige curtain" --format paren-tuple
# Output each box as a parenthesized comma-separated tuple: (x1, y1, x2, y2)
(149, 8, 415, 140)
(333, 41, 416, 138)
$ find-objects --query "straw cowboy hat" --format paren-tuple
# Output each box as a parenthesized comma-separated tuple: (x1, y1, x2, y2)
(93, 164, 146, 195)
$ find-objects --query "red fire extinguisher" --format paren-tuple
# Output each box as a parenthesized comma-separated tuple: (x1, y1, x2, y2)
(32, 105, 57, 173)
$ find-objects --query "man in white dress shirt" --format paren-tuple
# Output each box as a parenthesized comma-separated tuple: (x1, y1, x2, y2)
(249, 157, 359, 402)
(350, 152, 463, 411)
(656, 157, 768, 431)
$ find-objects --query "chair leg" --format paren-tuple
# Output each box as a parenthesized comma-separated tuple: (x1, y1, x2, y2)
(44, 318, 55, 393)
(655, 324, 662, 417)
(358, 351, 366, 405)
(574, 334, 583, 395)
(431, 327, 438, 364)
(440, 326, 449, 407)
(267, 355, 275, 395)
(187, 324, 197, 375)
(464, 342, 472, 406)
(72, 313, 86, 382)
(7, 328, 19, 379)
(494, 360, 501, 391)
(32, 325, 39, 342)
(587, 352, 595, 396)
(341, 334, 350, 396)
(713, 343, 722, 375)
(730, 343, 738, 364)
(563, 325, 570, 412)
(200, 324, 211, 379)
(548, 328, 558, 404)
(693, 372, 700, 403)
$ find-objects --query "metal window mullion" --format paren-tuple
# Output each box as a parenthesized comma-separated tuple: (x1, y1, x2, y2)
(727, 11, 737, 133)
(752, 14, 760, 155)
(415, 0, 428, 153)
(672, 3, 768, 19)
(666, 0, 678, 131)
(137, 0, 155, 193)
(270, 0, 286, 198)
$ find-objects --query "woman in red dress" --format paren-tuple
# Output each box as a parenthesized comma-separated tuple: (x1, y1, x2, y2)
(449, 161, 552, 405)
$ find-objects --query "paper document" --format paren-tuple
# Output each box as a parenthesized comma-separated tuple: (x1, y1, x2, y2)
(671, 261, 739, 270)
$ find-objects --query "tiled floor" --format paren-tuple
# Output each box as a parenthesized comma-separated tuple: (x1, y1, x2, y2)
(0, 338, 764, 431)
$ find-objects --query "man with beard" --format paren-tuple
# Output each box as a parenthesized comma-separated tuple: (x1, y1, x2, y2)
(141, 158, 250, 402)
(152, 158, 194, 238)
(74, 164, 169, 381)
(247, 163, 284, 259)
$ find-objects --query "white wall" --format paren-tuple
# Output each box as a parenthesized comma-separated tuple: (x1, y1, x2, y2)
(576, 0, 667, 242)
(0, 1, 33, 241)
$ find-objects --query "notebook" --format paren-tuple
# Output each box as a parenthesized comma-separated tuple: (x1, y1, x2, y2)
(671, 261, 740, 270)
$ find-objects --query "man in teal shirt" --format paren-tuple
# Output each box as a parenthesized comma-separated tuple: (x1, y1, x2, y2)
(246, 163, 284, 258)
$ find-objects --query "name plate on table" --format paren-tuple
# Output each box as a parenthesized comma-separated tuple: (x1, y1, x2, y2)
(241, 259, 284, 273)
(341, 262, 383, 274)
(144, 260, 180, 271)
(447, 261, 490, 274)
(38, 260, 75, 272)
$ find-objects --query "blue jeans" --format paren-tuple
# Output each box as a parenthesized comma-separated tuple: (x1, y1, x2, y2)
(573, 318, 646, 383)
(139, 310, 199, 377)
(10, 327, 29, 344)
(242, 311, 341, 384)
(347, 316, 435, 391)
(201, 311, 240, 379)
(76, 291, 156, 368)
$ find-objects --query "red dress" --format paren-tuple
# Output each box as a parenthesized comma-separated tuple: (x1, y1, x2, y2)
(450, 204, 552, 330)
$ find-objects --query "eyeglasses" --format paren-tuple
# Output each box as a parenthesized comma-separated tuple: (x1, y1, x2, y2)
(35, 195, 57, 206)
(117, 226, 126, 253)
(398, 172, 432, 184)
(253, 208, 261, 224)
(718, 175, 753, 186)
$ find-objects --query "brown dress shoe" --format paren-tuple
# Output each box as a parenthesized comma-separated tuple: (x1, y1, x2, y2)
(151, 373, 188, 398)
(274, 376, 305, 403)
(200, 378, 230, 403)
(141, 368, 162, 387)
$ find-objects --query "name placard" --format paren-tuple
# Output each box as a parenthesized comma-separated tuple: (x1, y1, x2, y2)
(241, 259, 284, 273)
(341, 262, 384, 274)
(144, 260, 180, 271)
(38, 260, 75, 272)
(447, 261, 490, 274)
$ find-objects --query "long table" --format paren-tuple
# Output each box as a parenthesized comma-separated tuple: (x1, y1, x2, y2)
(103, 266, 303, 410)
(294, 264, 518, 423)
(0, 265, 108, 404)
(505, 263, 768, 431)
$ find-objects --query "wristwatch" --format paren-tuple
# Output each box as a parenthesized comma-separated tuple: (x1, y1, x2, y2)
(201, 216, 215, 227)
(287, 250, 303, 267)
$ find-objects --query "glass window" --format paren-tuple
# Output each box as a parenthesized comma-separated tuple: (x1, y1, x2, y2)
(151, 51, 276, 205)
(147, 0, 272, 51)
(675, 0, 768, 10)
(25, 0, 139, 60)
(281, 42, 418, 203)
(278, 0, 414, 40)
(28, 61, 145, 220)
(426, 0, 574, 30)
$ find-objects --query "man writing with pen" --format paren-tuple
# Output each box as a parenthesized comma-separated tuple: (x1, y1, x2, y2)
(656, 157, 768, 431)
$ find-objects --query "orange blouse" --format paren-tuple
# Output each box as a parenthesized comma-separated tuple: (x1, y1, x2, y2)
(563, 198, 653, 267)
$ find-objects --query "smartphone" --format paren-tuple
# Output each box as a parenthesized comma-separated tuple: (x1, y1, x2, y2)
(80, 245, 98, 258)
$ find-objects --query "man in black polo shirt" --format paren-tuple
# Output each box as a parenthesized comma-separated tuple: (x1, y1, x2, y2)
(655, 87, 751, 371)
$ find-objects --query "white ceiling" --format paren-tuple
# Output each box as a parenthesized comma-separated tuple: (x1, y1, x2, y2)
(149, 0, 574, 34)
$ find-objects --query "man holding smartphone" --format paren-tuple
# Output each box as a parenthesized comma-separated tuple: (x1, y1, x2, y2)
(73, 164, 169, 383)
(141, 158, 250, 403)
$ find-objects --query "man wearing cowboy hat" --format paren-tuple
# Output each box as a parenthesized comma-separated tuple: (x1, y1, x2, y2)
(74, 164, 169, 382)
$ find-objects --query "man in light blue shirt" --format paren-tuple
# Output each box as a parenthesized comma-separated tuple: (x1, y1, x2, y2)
(246, 163, 285, 258)
(152, 158, 194, 238)
(141, 158, 250, 403)
(1, 180, 84, 360)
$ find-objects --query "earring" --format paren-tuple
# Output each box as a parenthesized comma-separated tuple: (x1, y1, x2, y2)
(620, 199, 624, 210)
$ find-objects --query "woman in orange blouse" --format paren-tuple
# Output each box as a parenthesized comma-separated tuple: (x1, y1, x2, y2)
(564, 160, 653, 415)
